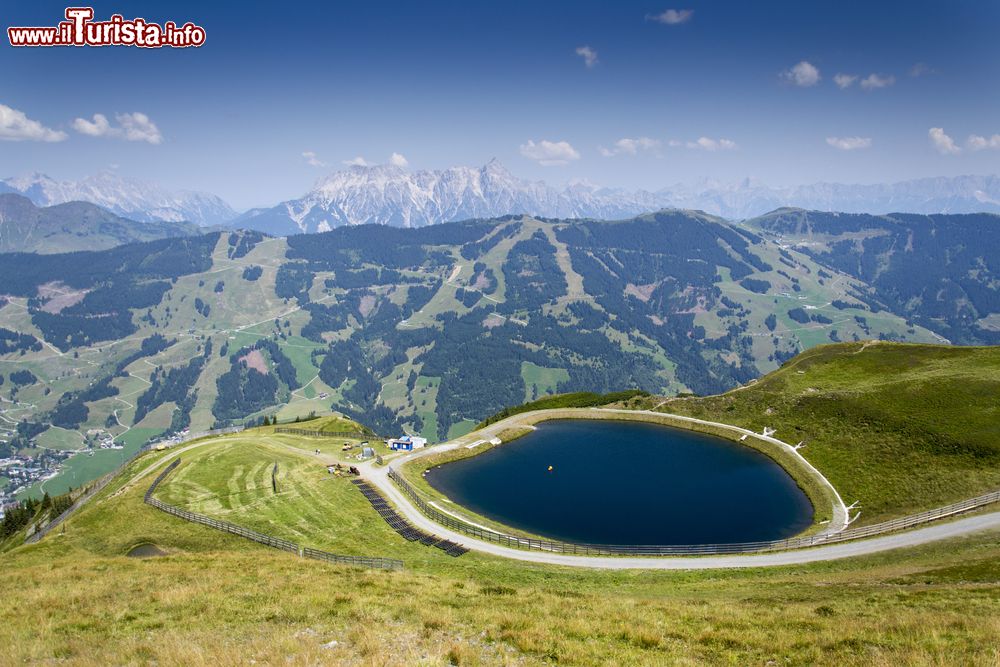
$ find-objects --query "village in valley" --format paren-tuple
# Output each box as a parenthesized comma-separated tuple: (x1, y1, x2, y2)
(0, 426, 128, 511)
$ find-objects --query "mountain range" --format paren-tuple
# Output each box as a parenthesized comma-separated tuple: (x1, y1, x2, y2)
(0, 171, 236, 227)
(682, 174, 1000, 220)
(6, 164, 1000, 235)
(234, 160, 668, 234)
(237, 162, 1000, 234)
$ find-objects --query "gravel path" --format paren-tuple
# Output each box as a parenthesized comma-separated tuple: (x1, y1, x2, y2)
(358, 408, 997, 569)
(122, 410, 1000, 570)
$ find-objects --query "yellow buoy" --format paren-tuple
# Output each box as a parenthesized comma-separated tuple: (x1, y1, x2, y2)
(547, 465, 553, 472)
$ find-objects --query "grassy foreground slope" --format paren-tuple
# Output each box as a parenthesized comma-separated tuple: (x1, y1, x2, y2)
(2, 436, 1000, 665)
(654, 342, 1000, 523)
(2, 344, 999, 665)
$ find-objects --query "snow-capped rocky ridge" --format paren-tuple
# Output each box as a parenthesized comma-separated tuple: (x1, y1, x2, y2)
(236, 161, 1000, 235)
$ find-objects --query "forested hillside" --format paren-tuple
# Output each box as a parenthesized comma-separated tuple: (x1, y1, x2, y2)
(747, 209, 1000, 344)
(2, 209, 989, 498)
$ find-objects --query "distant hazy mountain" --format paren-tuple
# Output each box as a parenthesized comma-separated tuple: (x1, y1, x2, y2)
(0, 193, 201, 254)
(236, 162, 1000, 234)
(8, 165, 998, 236)
(2, 171, 237, 226)
(664, 174, 1000, 219)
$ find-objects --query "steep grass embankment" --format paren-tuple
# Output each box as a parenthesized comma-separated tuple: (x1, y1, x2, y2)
(656, 342, 1000, 524)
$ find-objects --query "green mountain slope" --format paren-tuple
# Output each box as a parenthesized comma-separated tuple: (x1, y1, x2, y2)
(655, 341, 1000, 523)
(746, 208, 1000, 344)
(0, 211, 991, 499)
(0, 194, 201, 254)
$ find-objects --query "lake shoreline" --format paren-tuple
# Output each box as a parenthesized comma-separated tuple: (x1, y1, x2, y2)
(400, 409, 841, 546)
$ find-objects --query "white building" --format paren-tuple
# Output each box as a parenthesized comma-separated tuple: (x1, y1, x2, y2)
(386, 435, 428, 451)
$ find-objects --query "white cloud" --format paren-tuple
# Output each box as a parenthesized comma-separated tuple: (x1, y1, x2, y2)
(929, 127, 961, 155)
(302, 151, 326, 167)
(646, 9, 693, 24)
(781, 61, 821, 87)
(0, 104, 66, 142)
(117, 112, 162, 143)
(859, 73, 895, 90)
(72, 113, 111, 137)
(687, 137, 737, 151)
(833, 73, 858, 89)
(967, 134, 1000, 151)
(72, 111, 162, 144)
(575, 45, 598, 68)
(519, 139, 581, 166)
(826, 136, 872, 151)
(599, 137, 660, 157)
(909, 62, 933, 77)
(342, 156, 370, 166)
(389, 152, 409, 168)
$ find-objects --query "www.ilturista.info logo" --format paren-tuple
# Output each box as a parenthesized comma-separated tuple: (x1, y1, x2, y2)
(8, 7, 206, 48)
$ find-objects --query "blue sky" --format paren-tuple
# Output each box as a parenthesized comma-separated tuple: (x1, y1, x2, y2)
(2, 0, 999, 209)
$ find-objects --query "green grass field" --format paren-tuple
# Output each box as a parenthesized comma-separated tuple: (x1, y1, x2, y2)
(414, 375, 441, 442)
(18, 426, 163, 500)
(653, 342, 1000, 523)
(2, 343, 999, 665)
(520, 361, 570, 402)
(115, 427, 163, 449)
(35, 427, 85, 451)
(2, 426, 999, 665)
(153, 435, 449, 564)
(446, 419, 478, 440)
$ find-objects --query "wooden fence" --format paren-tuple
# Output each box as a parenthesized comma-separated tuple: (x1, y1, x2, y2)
(274, 428, 375, 439)
(24, 426, 243, 544)
(388, 468, 1000, 556)
(145, 459, 403, 570)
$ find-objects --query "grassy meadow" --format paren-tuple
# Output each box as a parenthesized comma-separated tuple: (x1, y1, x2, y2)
(653, 342, 1000, 524)
(2, 429, 999, 665)
(2, 344, 999, 665)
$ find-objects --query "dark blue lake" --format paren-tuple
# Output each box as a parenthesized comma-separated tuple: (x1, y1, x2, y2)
(424, 419, 813, 545)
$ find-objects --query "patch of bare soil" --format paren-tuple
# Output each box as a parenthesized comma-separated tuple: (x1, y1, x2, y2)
(482, 314, 505, 329)
(472, 273, 490, 290)
(677, 295, 709, 315)
(624, 282, 657, 302)
(126, 543, 168, 558)
(239, 348, 269, 375)
(358, 294, 376, 317)
(36, 282, 89, 314)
